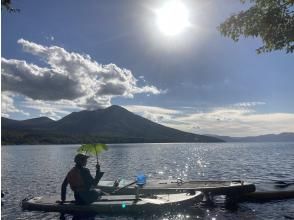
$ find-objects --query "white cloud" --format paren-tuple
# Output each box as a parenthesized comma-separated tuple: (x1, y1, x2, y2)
(2, 39, 163, 110)
(123, 104, 294, 136)
(21, 97, 83, 120)
(233, 102, 266, 107)
(124, 105, 181, 124)
(1, 92, 30, 117)
(1, 92, 83, 120)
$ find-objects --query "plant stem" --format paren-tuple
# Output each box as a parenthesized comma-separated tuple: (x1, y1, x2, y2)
(94, 145, 99, 164)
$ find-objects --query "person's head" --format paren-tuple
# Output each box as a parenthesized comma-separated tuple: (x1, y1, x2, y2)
(74, 154, 89, 167)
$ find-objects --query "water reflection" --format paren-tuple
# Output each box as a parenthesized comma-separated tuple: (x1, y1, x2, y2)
(58, 208, 206, 220)
(56, 204, 258, 220)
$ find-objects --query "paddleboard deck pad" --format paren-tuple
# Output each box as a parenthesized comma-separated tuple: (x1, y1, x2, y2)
(97, 179, 255, 196)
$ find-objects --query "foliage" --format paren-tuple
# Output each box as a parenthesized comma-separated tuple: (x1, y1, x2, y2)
(1, 0, 20, 12)
(219, 0, 294, 53)
(77, 143, 108, 156)
(77, 143, 108, 163)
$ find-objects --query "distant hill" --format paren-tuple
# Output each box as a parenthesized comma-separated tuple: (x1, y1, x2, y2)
(1, 105, 223, 145)
(211, 133, 294, 142)
(2, 117, 55, 130)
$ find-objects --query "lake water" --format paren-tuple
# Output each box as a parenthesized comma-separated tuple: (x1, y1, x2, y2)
(1, 143, 294, 219)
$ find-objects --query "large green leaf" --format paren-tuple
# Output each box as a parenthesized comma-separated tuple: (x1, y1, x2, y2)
(77, 143, 108, 156)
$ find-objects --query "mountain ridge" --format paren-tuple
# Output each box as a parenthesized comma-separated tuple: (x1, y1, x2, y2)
(210, 133, 294, 142)
(2, 105, 223, 144)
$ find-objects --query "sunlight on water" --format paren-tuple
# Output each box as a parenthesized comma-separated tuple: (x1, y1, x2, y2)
(2, 142, 294, 219)
(157, 170, 164, 175)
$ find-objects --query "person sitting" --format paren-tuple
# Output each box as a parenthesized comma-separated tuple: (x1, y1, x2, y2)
(61, 154, 104, 205)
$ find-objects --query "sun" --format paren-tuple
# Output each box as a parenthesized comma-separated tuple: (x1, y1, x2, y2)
(156, 0, 190, 36)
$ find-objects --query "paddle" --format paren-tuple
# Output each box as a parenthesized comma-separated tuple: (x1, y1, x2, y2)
(110, 181, 137, 194)
(171, 178, 185, 185)
(109, 173, 146, 194)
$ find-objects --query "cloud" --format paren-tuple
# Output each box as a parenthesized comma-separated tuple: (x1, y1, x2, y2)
(123, 104, 294, 136)
(124, 105, 180, 124)
(2, 58, 83, 100)
(1, 92, 82, 120)
(2, 39, 163, 110)
(1, 92, 30, 117)
(21, 97, 82, 120)
(233, 102, 266, 107)
(45, 36, 54, 41)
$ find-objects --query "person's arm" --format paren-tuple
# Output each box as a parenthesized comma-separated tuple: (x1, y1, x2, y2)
(82, 164, 104, 188)
(61, 176, 68, 202)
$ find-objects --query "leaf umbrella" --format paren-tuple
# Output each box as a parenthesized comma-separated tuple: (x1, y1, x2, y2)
(77, 143, 108, 164)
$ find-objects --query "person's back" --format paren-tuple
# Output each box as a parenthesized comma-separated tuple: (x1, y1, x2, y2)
(61, 154, 104, 205)
(66, 166, 85, 192)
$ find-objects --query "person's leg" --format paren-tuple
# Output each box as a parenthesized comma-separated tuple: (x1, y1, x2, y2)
(88, 189, 102, 203)
(78, 190, 102, 204)
(74, 192, 85, 205)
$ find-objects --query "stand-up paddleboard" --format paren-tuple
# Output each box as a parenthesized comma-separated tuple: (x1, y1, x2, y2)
(97, 179, 255, 196)
(22, 192, 203, 214)
(238, 182, 294, 202)
(239, 190, 294, 202)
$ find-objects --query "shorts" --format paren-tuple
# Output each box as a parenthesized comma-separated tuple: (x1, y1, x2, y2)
(74, 189, 102, 205)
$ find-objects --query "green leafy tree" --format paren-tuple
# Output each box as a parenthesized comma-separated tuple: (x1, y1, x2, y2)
(219, 0, 294, 53)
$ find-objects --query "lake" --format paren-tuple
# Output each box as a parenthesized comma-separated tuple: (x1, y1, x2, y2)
(1, 143, 294, 219)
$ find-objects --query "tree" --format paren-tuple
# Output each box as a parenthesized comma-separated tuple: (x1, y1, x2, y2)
(219, 0, 294, 53)
(1, 0, 20, 12)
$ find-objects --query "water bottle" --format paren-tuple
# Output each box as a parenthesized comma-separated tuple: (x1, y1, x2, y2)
(136, 173, 146, 186)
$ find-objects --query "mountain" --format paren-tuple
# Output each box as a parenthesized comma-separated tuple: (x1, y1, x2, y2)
(3, 117, 55, 130)
(211, 133, 294, 142)
(1, 105, 223, 144)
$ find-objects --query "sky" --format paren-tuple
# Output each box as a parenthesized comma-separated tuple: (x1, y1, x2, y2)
(1, 0, 294, 137)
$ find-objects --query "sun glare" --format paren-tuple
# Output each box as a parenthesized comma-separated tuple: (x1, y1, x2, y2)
(156, 0, 190, 36)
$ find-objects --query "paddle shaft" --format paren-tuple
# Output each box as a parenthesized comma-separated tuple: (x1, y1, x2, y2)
(111, 181, 137, 194)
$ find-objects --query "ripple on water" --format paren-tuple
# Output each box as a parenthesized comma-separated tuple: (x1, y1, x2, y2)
(2, 142, 294, 219)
